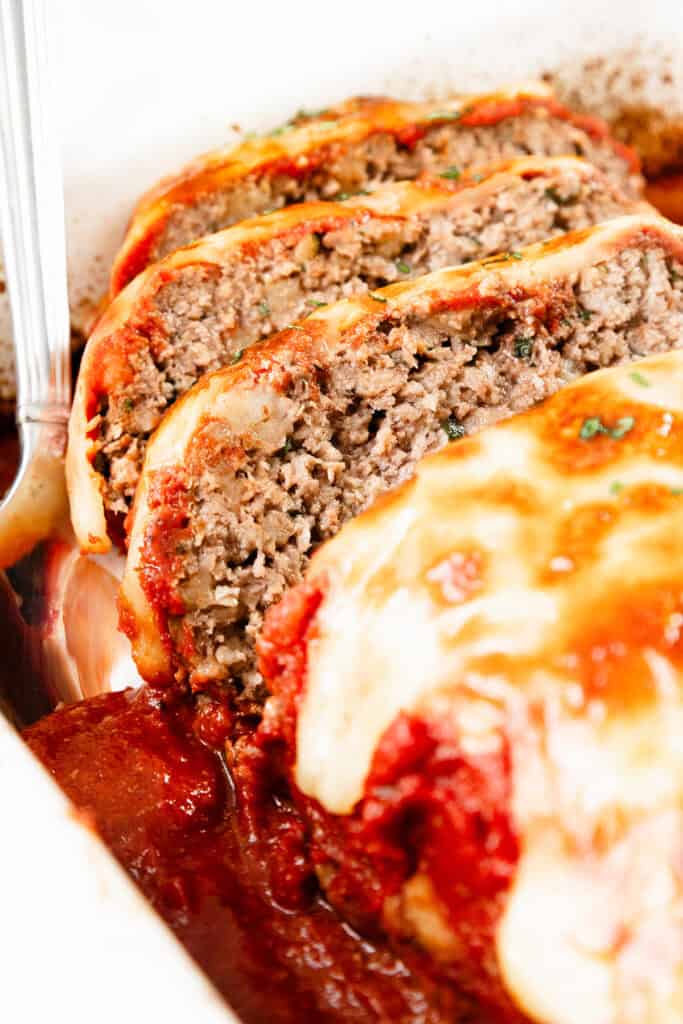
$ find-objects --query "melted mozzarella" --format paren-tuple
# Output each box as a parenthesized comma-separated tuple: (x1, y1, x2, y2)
(295, 348, 683, 1023)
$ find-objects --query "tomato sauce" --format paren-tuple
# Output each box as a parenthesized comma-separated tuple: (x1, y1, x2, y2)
(23, 688, 481, 1024)
(0, 430, 19, 497)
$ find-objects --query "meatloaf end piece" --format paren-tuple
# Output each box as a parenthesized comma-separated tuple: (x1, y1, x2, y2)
(256, 346, 683, 1024)
(68, 155, 643, 553)
(118, 213, 683, 697)
(109, 83, 641, 295)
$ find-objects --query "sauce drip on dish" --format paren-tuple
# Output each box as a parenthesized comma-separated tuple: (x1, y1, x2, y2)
(24, 689, 481, 1024)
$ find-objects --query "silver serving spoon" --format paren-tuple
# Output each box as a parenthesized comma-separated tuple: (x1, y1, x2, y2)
(0, 0, 70, 568)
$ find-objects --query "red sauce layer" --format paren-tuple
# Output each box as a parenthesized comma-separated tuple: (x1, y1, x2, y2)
(257, 583, 523, 1021)
(24, 689, 481, 1024)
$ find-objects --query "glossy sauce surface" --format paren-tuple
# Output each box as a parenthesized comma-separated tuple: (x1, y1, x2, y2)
(24, 688, 480, 1024)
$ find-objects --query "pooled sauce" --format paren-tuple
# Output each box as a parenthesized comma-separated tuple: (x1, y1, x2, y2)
(24, 688, 479, 1024)
(0, 430, 19, 498)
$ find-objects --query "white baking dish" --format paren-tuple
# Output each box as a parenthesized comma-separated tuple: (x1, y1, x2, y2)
(1, 1, 682, 1020)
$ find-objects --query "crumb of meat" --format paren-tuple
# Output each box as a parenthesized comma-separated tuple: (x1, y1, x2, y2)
(154, 244, 683, 697)
(96, 163, 634, 518)
(154, 109, 640, 261)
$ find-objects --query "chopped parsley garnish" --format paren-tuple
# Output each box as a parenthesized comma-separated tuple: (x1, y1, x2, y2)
(396, 260, 411, 274)
(577, 307, 593, 322)
(579, 416, 605, 440)
(426, 109, 462, 121)
(294, 107, 329, 119)
(609, 481, 624, 495)
(122, 398, 134, 412)
(257, 301, 270, 317)
(368, 291, 387, 303)
(442, 417, 466, 441)
(267, 109, 335, 137)
(561, 318, 572, 328)
(335, 188, 371, 201)
(579, 415, 636, 441)
(307, 299, 327, 307)
(671, 487, 683, 496)
(514, 337, 534, 359)
(611, 416, 636, 439)
(280, 436, 294, 455)
(231, 348, 244, 364)
(671, 266, 682, 283)
(485, 251, 522, 264)
(629, 370, 650, 387)
(470, 173, 484, 183)
(439, 166, 461, 180)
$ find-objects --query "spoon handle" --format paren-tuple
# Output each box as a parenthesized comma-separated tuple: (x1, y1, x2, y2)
(0, 0, 70, 431)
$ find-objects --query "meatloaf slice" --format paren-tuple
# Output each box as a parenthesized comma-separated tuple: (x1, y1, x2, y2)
(69, 155, 643, 553)
(109, 83, 641, 294)
(118, 213, 683, 698)
(256, 346, 683, 1024)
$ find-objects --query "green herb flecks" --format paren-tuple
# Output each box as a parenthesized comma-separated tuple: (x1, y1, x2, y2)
(368, 291, 388, 303)
(294, 107, 329, 120)
(671, 487, 683, 496)
(280, 436, 295, 455)
(484, 250, 523, 265)
(442, 417, 466, 441)
(396, 260, 411, 274)
(307, 299, 327, 308)
(426, 109, 462, 122)
(514, 337, 534, 359)
(577, 307, 593, 322)
(579, 415, 636, 441)
(439, 166, 461, 180)
(267, 108, 335, 137)
(579, 416, 605, 440)
(231, 348, 245, 365)
(122, 398, 134, 412)
(629, 370, 650, 387)
(258, 301, 270, 317)
(611, 416, 636, 439)
(268, 123, 291, 138)
(609, 481, 624, 495)
(334, 188, 371, 202)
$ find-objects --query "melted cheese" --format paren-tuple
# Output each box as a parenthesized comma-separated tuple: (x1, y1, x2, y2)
(295, 349, 683, 1023)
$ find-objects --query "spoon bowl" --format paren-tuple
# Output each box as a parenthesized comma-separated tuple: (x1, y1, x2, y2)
(0, 0, 71, 568)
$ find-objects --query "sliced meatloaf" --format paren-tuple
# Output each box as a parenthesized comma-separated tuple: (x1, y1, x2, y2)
(109, 83, 641, 295)
(69, 155, 643, 553)
(256, 346, 683, 1024)
(117, 213, 683, 697)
